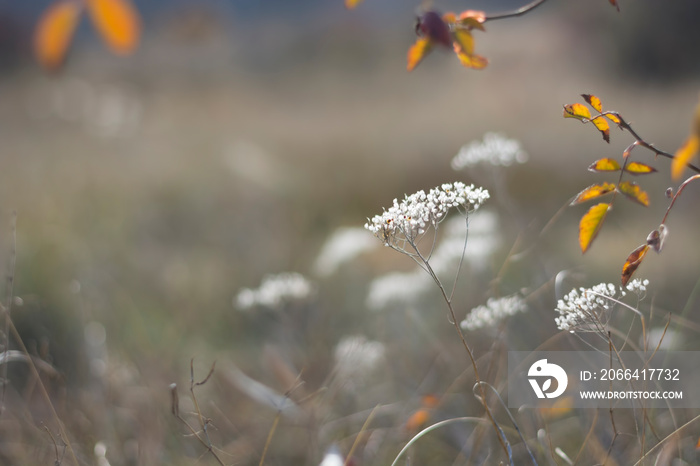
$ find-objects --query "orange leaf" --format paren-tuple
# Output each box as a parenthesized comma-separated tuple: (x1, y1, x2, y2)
(624, 162, 657, 175)
(588, 158, 621, 172)
(621, 244, 649, 286)
(605, 112, 622, 125)
(86, 0, 141, 54)
(579, 203, 610, 253)
(617, 181, 650, 206)
(34, 0, 83, 70)
(563, 103, 591, 121)
(345, 0, 365, 9)
(591, 115, 610, 143)
(457, 10, 486, 31)
(571, 183, 616, 205)
(452, 29, 475, 55)
(672, 135, 700, 181)
(582, 94, 603, 113)
(407, 36, 432, 71)
(405, 409, 431, 431)
(454, 48, 488, 70)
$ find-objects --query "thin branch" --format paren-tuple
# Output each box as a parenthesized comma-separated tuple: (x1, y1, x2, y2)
(485, 0, 549, 21)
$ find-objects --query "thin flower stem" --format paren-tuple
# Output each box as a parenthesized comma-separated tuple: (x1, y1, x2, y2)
(414, 252, 509, 455)
(485, 0, 549, 21)
(601, 112, 700, 174)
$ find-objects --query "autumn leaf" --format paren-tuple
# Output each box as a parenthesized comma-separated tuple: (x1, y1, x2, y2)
(605, 112, 622, 125)
(588, 158, 621, 172)
(416, 11, 452, 48)
(672, 134, 700, 180)
(582, 94, 603, 113)
(617, 181, 650, 206)
(609, 0, 620, 12)
(454, 45, 488, 70)
(563, 103, 591, 121)
(34, 0, 83, 70)
(590, 115, 610, 143)
(452, 29, 475, 56)
(672, 96, 700, 180)
(571, 183, 616, 205)
(344, 0, 364, 9)
(86, 0, 141, 54)
(624, 162, 657, 175)
(621, 244, 649, 286)
(407, 36, 433, 71)
(579, 203, 610, 253)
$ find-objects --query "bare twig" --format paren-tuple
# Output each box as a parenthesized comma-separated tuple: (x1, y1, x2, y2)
(485, 0, 549, 21)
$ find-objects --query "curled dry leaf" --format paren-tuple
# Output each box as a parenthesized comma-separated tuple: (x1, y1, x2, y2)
(579, 203, 610, 253)
(34, 0, 83, 70)
(646, 224, 667, 253)
(621, 244, 649, 286)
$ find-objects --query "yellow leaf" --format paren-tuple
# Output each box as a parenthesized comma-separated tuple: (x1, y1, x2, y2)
(34, 0, 83, 70)
(624, 162, 657, 175)
(618, 181, 650, 207)
(345, 0, 364, 9)
(407, 36, 432, 71)
(588, 158, 621, 172)
(606, 112, 622, 125)
(563, 103, 591, 121)
(452, 29, 474, 56)
(582, 94, 603, 113)
(671, 134, 700, 180)
(86, 0, 141, 54)
(571, 183, 616, 205)
(579, 203, 610, 253)
(591, 115, 610, 143)
(621, 244, 649, 287)
(454, 48, 487, 70)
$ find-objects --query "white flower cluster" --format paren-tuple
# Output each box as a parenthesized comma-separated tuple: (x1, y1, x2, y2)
(555, 279, 649, 332)
(364, 182, 490, 247)
(451, 132, 528, 170)
(460, 294, 528, 331)
(235, 272, 314, 310)
(334, 335, 386, 389)
(625, 278, 649, 295)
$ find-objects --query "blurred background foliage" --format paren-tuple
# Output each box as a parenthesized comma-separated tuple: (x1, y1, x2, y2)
(0, 0, 699, 464)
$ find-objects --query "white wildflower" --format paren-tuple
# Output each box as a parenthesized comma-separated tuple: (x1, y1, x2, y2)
(313, 227, 377, 277)
(625, 278, 649, 296)
(461, 294, 528, 331)
(451, 132, 528, 170)
(364, 182, 489, 248)
(235, 272, 314, 310)
(334, 335, 386, 387)
(554, 280, 649, 333)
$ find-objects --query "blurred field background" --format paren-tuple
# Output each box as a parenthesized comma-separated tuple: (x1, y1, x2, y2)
(1, 0, 700, 464)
